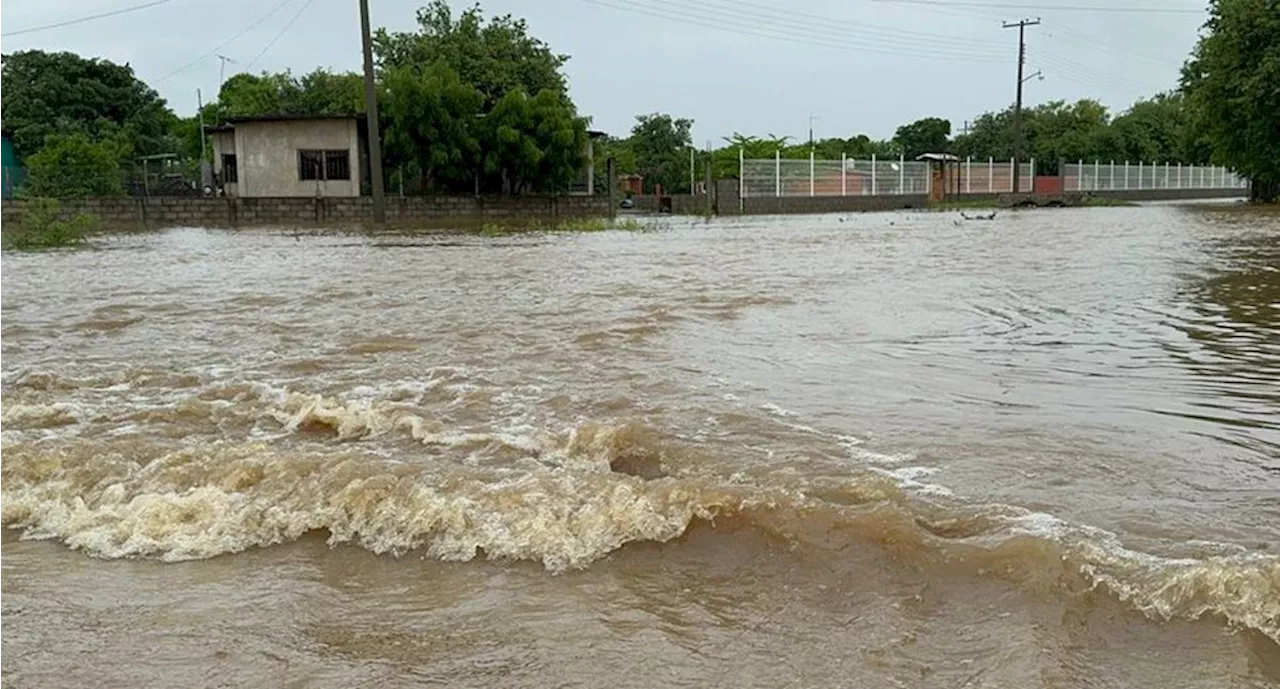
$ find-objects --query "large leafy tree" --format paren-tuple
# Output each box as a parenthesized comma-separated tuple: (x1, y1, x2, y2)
(629, 113, 694, 194)
(381, 62, 484, 192)
(893, 117, 951, 159)
(374, 1, 569, 109)
(480, 89, 587, 194)
(212, 69, 362, 118)
(1182, 0, 1280, 202)
(1, 50, 175, 161)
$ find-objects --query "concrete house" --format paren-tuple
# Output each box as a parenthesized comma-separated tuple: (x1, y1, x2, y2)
(208, 115, 367, 198)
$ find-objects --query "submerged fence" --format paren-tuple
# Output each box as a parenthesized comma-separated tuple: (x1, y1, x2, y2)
(740, 152, 1035, 197)
(1063, 162, 1248, 192)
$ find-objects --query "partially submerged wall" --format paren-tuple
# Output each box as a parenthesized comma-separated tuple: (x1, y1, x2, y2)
(1, 195, 614, 230)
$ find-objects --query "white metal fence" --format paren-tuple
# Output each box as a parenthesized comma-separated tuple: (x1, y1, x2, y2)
(1064, 161, 1247, 192)
(741, 153, 929, 197)
(739, 152, 1037, 197)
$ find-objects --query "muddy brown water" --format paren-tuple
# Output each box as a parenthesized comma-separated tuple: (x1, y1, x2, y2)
(2, 204, 1278, 688)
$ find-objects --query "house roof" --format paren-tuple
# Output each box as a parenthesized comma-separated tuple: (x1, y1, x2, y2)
(223, 114, 363, 125)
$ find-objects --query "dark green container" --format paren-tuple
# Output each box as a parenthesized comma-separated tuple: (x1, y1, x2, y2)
(0, 133, 17, 198)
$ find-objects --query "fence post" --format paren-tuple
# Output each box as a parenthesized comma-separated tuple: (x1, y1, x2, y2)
(1009, 157, 1015, 192)
(775, 150, 780, 197)
(1093, 160, 1099, 191)
(841, 153, 847, 196)
(738, 147, 744, 200)
(988, 157, 994, 193)
(871, 154, 878, 196)
(966, 156, 972, 193)
(1029, 158, 1035, 193)
(1110, 160, 1115, 190)
(1137, 161, 1143, 190)
(900, 155, 906, 195)
(1165, 161, 1170, 189)
(1177, 162, 1182, 189)
(809, 150, 815, 197)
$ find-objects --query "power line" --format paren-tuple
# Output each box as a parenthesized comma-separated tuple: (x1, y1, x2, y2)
(868, 0, 1205, 15)
(2, 0, 177, 37)
(701, 0, 1010, 52)
(1032, 47, 1157, 92)
(245, 0, 318, 70)
(582, 0, 1007, 63)
(636, 0, 1007, 56)
(155, 0, 298, 83)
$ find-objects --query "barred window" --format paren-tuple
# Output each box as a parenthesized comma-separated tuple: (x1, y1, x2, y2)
(325, 150, 350, 181)
(299, 150, 324, 181)
(221, 154, 238, 183)
(299, 149, 351, 181)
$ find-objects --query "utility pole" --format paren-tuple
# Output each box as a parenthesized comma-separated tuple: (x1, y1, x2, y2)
(216, 54, 237, 89)
(808, 114, 819, 150)
(359, 0, 386, 225)
(1003, 17, 1039, 194)
(197, 89, 211, 191)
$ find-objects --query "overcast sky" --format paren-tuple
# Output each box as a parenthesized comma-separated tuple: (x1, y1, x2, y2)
(2, 0, 1209, 143)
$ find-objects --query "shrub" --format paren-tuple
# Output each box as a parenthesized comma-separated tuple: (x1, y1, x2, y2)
(24, 133, 124, 198)
(2, 198, 97, 250)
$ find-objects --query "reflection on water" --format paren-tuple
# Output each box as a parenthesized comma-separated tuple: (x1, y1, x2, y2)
(2, 205, 1278, 688)
(1169, 216, 1280, 459)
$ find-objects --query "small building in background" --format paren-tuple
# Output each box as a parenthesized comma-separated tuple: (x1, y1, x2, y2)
(618, 173, 644, 196)
(1, 132, 22, 200)
(207, 115, 367, 198)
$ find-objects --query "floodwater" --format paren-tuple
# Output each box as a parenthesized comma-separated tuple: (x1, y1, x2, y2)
(2, 204, 1278, 688)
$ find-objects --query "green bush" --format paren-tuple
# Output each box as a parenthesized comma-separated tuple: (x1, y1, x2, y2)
(2, 198, 97, 250)
(24, 133, 124, 198)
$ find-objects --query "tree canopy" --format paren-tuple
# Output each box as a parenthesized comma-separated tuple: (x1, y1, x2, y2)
(1182, 0, 1280, 201)
(381, 62, 484, 192)
(374, 0, 569, 109)
(1, 50, 176, 161)
(893, 117, 951, 159)
(24, 133, 125, 198)
(629, 113, 694, 194)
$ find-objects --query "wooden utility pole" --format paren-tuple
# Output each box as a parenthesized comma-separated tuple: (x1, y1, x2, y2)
(1003, 18, 1039, 195)
(359, 0, 386, 225)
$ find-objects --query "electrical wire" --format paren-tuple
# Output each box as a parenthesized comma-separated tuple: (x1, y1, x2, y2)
(693, 0, 1011, 52)
(2, 0, 177, 37)
(245, 0, 318, 70)
(635, 0, 1007, 56)
(582, 0, 1008, 63)
(867, 0, 1205, 15)
(155, 0, 298, 82)
(1032, 47, 1158, 92)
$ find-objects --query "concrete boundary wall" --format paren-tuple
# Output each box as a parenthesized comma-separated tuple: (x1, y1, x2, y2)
(0, 195, 614, 230)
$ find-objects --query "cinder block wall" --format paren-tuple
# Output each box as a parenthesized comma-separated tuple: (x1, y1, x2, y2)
(1, 195, 614, 230)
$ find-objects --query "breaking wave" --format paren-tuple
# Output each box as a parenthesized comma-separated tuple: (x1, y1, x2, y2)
(1, 386, 1277, 645)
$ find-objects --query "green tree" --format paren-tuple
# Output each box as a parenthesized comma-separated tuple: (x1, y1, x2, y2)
(381, 62, 484, 192)
(374, 1, 569, 109)
(893, 117, 951, 159)
(629, 113, 693, 194)
(479, 89, 587, 194)
(1182, 0, 1280, 201)
(25, 133, 125, 198)
(296, 69, 365, 116)
(1, 50, 176, 160)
